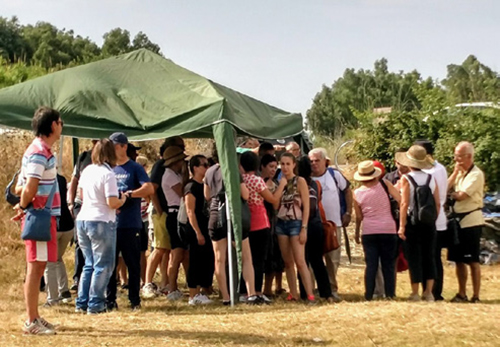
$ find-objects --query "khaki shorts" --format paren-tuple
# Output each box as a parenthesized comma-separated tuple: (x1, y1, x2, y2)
(152, 212, 171, 250)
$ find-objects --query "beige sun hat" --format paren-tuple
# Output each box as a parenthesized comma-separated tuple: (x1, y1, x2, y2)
(163, 146, 188, 167)
(354, 160, 382, 182)
(395, 145, 433, 170)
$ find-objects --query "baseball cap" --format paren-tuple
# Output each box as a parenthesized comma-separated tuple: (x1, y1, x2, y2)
(110, 132, 128, 145)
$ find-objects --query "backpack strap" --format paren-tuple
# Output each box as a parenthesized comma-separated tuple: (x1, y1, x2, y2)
(327, 167, 339, 190)
(379, 179, 391, 200)
(405, 174, 420, 211)
(425, 173, 432, 186)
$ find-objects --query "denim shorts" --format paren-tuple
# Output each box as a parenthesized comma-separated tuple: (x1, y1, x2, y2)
(275, 219, 302, 237)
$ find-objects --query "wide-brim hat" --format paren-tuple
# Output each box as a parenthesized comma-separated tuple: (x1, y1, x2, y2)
(395, 145, 433, 170)
(163, 146, 188, 167)
(354, 160, 382, 182)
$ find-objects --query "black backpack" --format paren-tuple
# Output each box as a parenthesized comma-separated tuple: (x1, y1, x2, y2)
(406, 174, 437, 226)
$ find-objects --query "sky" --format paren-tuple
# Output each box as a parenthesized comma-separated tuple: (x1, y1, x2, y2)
(2, 0, 498, 116)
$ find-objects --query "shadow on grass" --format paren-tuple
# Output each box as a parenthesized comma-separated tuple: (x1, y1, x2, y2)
(59, 326, 332, 345)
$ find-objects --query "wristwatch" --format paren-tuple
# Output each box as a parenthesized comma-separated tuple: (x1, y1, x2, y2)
(126, 190, 134, 198)
(301, 225, 308, 229)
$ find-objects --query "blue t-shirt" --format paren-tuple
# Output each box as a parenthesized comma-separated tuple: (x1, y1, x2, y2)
(113, 160, 150, 229)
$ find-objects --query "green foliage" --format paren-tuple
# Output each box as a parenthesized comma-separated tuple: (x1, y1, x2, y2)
(443, 55, 500, 104)
(306, 58, 435, 137)
(351, 101, 500, 190)
(0, 16, 162, 69)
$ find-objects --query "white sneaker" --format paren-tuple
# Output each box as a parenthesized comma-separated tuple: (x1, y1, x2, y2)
(166, 289, 183, 301)
(239, 294, 247, 303)
(260, 295, 272, 304)
(23, 318, 56, 335)
(142, 283, 158, 299)
(188, 294, 212, 305)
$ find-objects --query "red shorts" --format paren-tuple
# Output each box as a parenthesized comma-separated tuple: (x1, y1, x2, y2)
(23, 216, 58, 263)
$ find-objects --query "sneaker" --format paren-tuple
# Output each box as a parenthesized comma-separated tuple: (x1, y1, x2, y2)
(38, 317, 58, 330)
(60, 291, 73, 303)
(222, 300, 231, 306)
(470, 296, 481, 303)
(42, 301, 58, 308)
(75, 307, 86, 314)
(166, 289, 183, 301)
(259, 295, 272, 304)
(142, 283, 158, 299)
(189, 294, 212, 305)
(331, 292, 343, 303)
(238, 294, 247, 303)
(131, 304, 142, 311)
(450, 294, 469, 303)
(422, 293, 435, 302)
(106, 301, 119, 311)
(157, 286, 169, 296)
(23, 318, 56, 335)
(408, 294, 421, 302)
(70, 282, 79, 292)
(246, 295, 261, 305)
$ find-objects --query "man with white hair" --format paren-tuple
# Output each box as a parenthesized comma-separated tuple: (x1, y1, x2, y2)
(447, 141, 484, 303)
(286, 141, 301, 158)
(309, 147, 353, 301)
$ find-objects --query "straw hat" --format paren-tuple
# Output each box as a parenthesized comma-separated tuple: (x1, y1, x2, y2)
(354, 160, 382, 182)
(395, 145, 433, 170)
(163, 146, 188, 167)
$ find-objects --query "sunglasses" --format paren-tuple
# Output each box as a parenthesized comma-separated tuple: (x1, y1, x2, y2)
(57, 119, 64, 126)
(199, 163, 209, 168)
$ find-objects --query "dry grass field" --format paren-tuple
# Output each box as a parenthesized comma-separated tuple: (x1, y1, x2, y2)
(0, 132, 498, 346)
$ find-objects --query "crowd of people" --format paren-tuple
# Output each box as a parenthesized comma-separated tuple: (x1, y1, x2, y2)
(14, 107, 485, 335)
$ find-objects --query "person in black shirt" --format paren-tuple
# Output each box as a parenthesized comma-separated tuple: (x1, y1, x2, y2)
(384, 148, 410, 186)
(184, 155, 215, 305)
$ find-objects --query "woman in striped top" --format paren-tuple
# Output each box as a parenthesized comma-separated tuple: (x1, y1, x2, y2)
(353, 161, 401, 300)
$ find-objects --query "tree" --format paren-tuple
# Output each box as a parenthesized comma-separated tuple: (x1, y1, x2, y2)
(443, 55, 500, 103)
(306, 58, 434, 137)
(102, 28, 131, 57)
(132, 31, 161, 55)
(0, 16, 28, 62)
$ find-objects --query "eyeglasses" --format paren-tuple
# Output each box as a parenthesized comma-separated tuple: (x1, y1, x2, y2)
(199, 163, 209, 168)
(57, 119, 64, 126)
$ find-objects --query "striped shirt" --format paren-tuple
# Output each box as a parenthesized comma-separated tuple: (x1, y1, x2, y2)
(354, 182, 396, 235)
(19, 137, 61, 216)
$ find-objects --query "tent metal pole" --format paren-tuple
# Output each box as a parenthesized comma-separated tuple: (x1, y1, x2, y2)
(58, 136, 64, 174)
(225, 192, 235, 307)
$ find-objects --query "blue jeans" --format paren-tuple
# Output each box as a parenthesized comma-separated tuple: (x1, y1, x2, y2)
(76, 220, 117, 313)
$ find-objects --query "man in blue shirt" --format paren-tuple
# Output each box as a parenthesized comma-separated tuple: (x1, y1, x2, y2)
(106, 132, 153, 311)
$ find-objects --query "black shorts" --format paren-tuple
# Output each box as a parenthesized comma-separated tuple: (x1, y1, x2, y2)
(209, 226, 249, 242)
(167, 210, 187, 250)
(447, 226, 481, 263)
(140, 221, 148, 252)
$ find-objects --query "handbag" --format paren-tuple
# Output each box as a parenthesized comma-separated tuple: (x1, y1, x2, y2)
(21, 182, 57, 241)
(5, 170, 21, 206)
(446, 206, 481, 248)
(317, 181, 340, 253)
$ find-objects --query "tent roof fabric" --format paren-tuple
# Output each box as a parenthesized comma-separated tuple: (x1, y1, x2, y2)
(0, 49, 303, 140)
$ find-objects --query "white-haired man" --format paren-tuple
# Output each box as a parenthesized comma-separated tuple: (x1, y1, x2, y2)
(309, 147, 353, 301)
(447, 141, 484, 303)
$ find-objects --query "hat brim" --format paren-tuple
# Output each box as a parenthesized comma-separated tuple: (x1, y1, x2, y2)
(163, 153, 188, 167)
(395, 152, 433, 170)
(354, 167, 382, 182)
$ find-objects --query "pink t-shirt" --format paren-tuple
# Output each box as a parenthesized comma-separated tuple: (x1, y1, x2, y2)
(243, 174, 270, 231)
(354, 182, 396, 235)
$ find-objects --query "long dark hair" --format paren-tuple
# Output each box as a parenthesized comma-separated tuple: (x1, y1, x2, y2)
(297, 155, 312, 185)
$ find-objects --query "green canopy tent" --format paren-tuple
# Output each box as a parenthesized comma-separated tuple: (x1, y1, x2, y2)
(0, 49, 303, 302)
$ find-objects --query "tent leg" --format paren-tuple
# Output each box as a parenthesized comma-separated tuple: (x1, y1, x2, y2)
(58, 136, 64, 174)
(225, 193, 235, 307)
